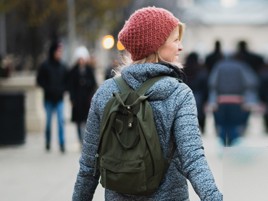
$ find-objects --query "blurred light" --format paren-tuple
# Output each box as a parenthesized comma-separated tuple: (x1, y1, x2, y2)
(117, 41, 125, 51)
(102, 35, 114, 49)
(221, 0, 238, 8)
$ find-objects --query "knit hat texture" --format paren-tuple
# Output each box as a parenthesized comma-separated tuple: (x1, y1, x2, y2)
(118, 7, 180, 61)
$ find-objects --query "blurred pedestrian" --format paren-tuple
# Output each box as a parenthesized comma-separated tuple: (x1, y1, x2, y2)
(208, 56, 259, 146)
(205, 40, 224, 74)
(184, 52, 209, 134)
(73, 7, 222, 201)
(0, 54, 4, 77)
(37, 40, 68, 153)
(234, 40, 265, 75)
(0, 55, 12, 78)
(259, 64, 268, 133)
(68, 46, 97, 145)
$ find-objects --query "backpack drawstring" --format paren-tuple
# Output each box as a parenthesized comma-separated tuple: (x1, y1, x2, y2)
(114, 93, 148, 107)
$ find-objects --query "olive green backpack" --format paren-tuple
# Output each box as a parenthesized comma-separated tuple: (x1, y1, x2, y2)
(94, 76, 171, 196)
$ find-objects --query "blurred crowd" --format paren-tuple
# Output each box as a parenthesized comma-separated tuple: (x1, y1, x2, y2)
(36, 41, 97, 152)
(3, 38, 267, 150)
(183, 40, 267, 146)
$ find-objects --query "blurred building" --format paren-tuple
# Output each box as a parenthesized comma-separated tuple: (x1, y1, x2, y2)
(177, 0, 268, 61)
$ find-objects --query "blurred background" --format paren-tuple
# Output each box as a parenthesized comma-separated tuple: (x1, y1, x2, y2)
(1, 0, 268, 200)
(1, 0, 268, 73)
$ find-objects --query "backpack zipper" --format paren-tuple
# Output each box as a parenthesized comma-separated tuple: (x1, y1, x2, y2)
(93, 153, 99, 177)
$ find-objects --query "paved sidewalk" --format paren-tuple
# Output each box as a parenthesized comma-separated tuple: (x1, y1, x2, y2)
(1, 112, 268, 201)
(0, 121, 80, 201)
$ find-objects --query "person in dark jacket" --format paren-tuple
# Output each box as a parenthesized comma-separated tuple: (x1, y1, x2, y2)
(234, 40, 264, 74)
(184, 52, 209, 133)
(72, 7, 222, 201)
(68, 46, 97, 145)
(208, 56, 259, 146)
(205, 40, 224, 74)
(259, 64, 268, 133)
(37, 41, 68, 153)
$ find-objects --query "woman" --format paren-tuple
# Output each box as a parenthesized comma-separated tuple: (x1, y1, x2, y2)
(73, 7, 223, 201)
(68, 46, 97, 145)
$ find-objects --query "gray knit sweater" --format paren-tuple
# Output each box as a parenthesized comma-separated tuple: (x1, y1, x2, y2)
(72, 63, 223, 201)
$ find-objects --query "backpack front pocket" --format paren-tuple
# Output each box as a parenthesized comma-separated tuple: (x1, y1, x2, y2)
(100, 156, 147, 194)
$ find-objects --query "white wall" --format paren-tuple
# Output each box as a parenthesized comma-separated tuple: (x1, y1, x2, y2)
(183, 24, 268, 62)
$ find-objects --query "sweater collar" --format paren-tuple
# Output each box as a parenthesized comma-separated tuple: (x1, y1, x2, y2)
(121, 62, 182, 89)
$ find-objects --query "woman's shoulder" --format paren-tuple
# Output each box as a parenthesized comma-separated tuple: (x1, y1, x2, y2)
(147, 76, 192, 101)
(94, 78, 118, 98)
(168, 77, 193, 101)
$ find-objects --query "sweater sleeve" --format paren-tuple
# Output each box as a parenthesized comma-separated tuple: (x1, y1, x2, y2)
(72, 90, 101, 201)
(173, 89, 223, 201)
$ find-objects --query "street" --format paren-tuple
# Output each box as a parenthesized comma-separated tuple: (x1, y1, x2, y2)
(1, 108, 268, 201)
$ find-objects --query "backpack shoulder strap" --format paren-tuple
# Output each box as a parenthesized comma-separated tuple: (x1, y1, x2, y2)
(137, 76, 167, 95)
(113, 76, 133, 93)
(114, 76, 167, 95)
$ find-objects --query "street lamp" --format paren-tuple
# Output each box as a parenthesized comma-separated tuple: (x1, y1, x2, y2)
(102, 35, 115, 49)
(116, 41, 125, 51)
(67, 0, 76, 65)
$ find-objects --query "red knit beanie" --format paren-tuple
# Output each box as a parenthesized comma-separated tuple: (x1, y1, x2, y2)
(118, 7, 180, 61)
